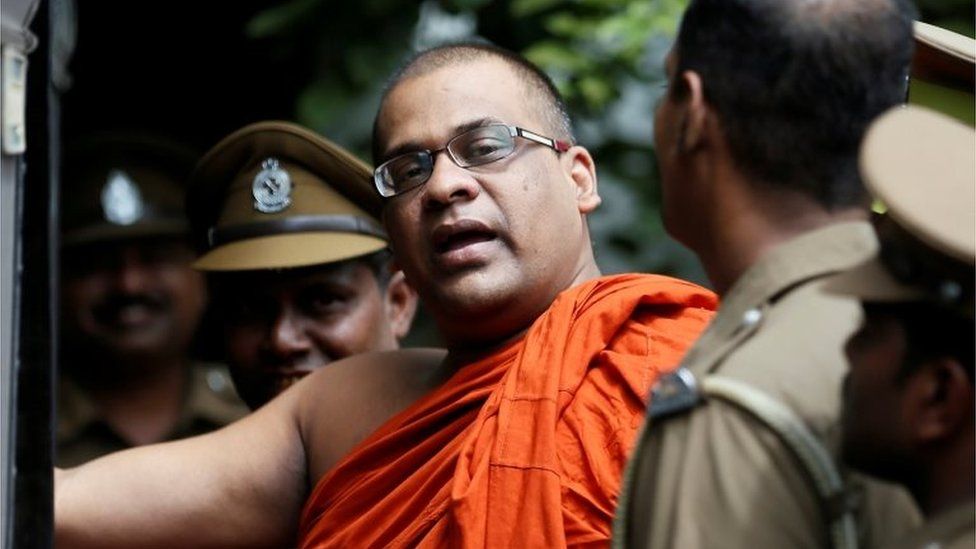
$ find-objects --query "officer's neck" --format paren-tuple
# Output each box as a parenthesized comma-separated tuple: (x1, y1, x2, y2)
(86, 361, 189, 446)
(914, 429, 976, 517)
(695, 178, 866, 296)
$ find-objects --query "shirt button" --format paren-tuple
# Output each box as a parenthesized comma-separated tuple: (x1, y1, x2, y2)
(207, 370, 228, 393)
(742, 307, 762, 327)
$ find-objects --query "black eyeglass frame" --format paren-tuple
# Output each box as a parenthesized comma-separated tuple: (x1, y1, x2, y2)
(372, 124, 571, 198)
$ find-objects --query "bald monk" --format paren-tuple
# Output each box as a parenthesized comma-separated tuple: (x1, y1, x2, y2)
(55, 43, 716, 548)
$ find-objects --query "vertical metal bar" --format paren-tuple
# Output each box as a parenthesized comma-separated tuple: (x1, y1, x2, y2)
(0, 148, 22, 549)
(9, 0, 57, 545)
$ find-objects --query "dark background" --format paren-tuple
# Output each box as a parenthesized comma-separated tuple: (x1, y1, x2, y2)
(62, 1, 303, 152)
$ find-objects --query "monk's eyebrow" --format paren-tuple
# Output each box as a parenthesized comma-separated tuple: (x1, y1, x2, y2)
(380, 117, 504, 162)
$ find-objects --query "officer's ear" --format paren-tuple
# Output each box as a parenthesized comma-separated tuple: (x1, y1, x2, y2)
(675, 70, 707, 154)
(384, 269, 418, 340)
(908, 357, 974, 444)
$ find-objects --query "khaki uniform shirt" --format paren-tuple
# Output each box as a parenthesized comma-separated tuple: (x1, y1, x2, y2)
(57, 363, 248, 467)
(618, 222, 921, 549)
(893, 502, 974, 549)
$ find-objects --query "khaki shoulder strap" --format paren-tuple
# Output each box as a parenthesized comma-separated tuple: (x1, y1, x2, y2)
(699, 375, 858, 549)
(624, 368, 858, 549)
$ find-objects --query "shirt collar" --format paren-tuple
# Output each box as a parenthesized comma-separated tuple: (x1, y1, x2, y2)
(57, 377, 101, 441)
(57, 364, 244, 443)
(180, 364, 247, 427)
(699, 221, 878, 346)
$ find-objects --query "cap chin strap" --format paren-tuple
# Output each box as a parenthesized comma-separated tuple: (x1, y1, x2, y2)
(207, 214, 387, 249)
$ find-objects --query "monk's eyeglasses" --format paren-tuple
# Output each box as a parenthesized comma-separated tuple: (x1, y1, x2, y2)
(372, 124, 571, 198)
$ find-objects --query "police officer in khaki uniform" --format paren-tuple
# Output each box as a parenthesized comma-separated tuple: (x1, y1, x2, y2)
(615, 0, 924, 547)
(829, 106, 974, 549)
(186, 121, 418, 410)
(58, 135, 247, 467)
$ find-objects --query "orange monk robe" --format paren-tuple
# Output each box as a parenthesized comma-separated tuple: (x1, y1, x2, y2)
(299, 273, 717, 548)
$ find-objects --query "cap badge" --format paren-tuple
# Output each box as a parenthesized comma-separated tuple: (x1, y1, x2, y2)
(252, 157, 292, 213)
(100, 169, 145, 225)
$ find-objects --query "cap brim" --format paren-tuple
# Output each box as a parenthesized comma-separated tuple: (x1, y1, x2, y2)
(823, 258, 927, 303)
(861, 107, 976, 265)
(914, 21, 976, 65)
(193, 232, 388, 271)
(62, 220, 189, 246)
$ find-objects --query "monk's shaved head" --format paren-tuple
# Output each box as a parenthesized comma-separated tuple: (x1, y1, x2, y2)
(372, 42, 573, 164)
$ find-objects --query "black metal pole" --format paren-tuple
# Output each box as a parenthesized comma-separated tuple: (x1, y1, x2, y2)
(11, 0, 58, 545)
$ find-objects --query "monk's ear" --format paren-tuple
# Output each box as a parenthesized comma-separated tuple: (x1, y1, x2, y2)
(563, 145, 600, 214)
(676, 70, 707, 153)
(383, 270, 418, 340)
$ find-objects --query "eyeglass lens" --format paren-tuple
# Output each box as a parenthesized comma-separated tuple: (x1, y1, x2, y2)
(376, 125, 517, 197)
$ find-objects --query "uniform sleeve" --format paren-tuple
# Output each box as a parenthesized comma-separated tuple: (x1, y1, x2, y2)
(628, 398, 828, 549)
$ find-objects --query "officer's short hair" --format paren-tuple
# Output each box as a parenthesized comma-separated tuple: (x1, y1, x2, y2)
(672, 0, 916, 208)
(372, 41, 574, 165)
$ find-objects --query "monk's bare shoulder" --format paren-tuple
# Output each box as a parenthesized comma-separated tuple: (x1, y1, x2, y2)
(293, 348, 448, 484)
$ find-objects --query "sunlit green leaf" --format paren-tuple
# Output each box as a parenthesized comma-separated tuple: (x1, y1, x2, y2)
(578, 74, 615, 108)
(545, 12, 585, 35)
(524, 41, 590, 71)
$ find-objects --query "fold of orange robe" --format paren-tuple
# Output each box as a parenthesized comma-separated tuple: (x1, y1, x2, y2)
(298, 273, 717, 548)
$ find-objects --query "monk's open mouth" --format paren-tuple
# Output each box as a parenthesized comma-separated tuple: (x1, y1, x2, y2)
(432, 219, 497, 254)
(436, 231, 496, 253)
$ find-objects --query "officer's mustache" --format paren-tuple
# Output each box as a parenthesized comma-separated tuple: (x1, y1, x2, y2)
(93, 292, 170, 324)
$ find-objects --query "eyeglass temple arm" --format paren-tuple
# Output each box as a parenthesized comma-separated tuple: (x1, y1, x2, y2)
(513, 127, 571, 152)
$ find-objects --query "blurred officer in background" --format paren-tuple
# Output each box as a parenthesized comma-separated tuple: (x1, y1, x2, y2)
(186, 121, 418, 410)
(830, 105, 974, 549)
(58, 135, 247, 467)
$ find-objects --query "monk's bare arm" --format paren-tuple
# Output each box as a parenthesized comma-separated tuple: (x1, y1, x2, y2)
(55, 347, 448, 548)
(55, 385, 307, 548)
(300, 348, 449, 483)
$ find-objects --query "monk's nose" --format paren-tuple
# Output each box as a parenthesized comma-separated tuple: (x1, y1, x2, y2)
(422, 151, 481, 210)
